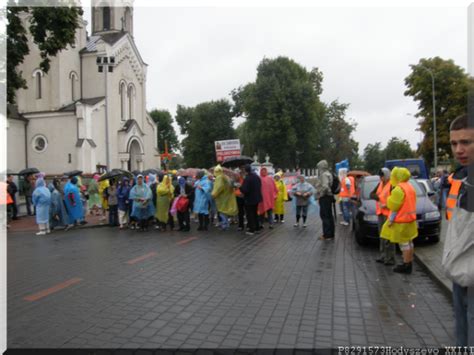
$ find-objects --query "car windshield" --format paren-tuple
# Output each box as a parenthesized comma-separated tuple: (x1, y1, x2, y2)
(362, 178, 425, 199)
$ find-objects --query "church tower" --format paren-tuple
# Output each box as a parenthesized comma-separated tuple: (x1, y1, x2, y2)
(91, 0, 134, 36)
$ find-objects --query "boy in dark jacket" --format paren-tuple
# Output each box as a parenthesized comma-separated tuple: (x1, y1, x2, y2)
(240, 165, 262, 235)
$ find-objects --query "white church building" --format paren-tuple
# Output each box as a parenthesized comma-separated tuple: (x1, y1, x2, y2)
(7, 1, 160, 175)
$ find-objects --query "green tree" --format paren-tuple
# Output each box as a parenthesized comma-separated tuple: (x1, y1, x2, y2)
(232, 56, 325, 169)
(149, 109, 179, 153)
(176, 99, 236, 168)
(319, 100, 359, 169)
(404, 57, 473, 167)
(363, 142, 385, 174)
(7, 5, 83, 104)
(384, 137, 414, 160)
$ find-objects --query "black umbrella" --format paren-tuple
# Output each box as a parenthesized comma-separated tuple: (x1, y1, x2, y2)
(142, 168, 160, 176)
(131, 170, 142, 176)
(18, 167, 40, 175)
(98, 171, 123, 182)
(64, 170, 83, 177)
(221, 156, 254, 168)
(110, 168, 134, 179)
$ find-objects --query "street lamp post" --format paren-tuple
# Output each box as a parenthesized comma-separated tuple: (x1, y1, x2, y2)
(96, 55, 116, 170)
(420, 66, 437, 169)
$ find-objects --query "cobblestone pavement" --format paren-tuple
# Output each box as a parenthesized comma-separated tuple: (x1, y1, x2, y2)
(7, 209, 455, 349)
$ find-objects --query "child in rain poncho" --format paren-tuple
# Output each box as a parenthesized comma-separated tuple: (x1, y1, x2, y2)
(32, 177, 51, 235)
(291, 175, 317, 228)
(129, 175, 155, 231)
(274, 172, 288, 223)
(156, 175, 174, 230)
(48, 180, 68, 230)
(193, 170, 212, 231)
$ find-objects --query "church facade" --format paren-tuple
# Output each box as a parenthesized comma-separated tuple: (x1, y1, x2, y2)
(7, 1, 160, 175)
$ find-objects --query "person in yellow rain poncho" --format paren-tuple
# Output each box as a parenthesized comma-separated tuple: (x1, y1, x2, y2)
(381, 167, 418, 274)
(98, 177, 109, 221)
(273, 172, 288, 223)
(211, 165, 237, 231)
(156, 175, 174, 231)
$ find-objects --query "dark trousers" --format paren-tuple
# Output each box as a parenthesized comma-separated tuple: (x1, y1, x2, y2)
(109, 205, 119, 226)
(245, 204, 259, 233)
(237, 197, 245, 228)
(319, 195, 335, 238)
(11, 197, 18, 218)
(26, 196, 34, 215)
(177, 210, 190, 231)
(198, 213, 210, 230)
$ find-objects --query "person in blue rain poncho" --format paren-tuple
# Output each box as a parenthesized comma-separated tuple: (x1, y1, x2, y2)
(32, 177, 51, 235)
(291, 175, 318, 228)
(48, 179, 68, 230)
(193, 170, 212, 231)
(64, 176, 84, 230)
(129, 175, 155, 231)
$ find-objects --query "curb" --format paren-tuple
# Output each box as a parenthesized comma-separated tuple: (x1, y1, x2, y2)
(414, 253, 452, 298)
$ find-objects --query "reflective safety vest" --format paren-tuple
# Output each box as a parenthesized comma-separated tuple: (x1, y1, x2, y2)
(394, 182, 417, 223)
(446, 174, 462, 221)
(0, 181, 13, 205)
(375, 181, 391, 217)
(339, 176, 355, 198)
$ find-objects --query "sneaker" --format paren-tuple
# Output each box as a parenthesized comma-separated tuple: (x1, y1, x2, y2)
(46, 229, 51, 234)
(393, 263, 412, 274)
(36, 231, 46, 236)
(245, 231, 255, 236)
(281, 219, 285, 223)
(375, 257, 385, 263)
(339, 221, 349, 226)
(303, 224, 307, 228)
(294, 223, 299, 228)
(130, 225, 135, 230)
(64, 225, 72, 232)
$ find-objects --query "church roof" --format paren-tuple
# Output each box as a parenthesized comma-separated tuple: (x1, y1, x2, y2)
(7, 104, 28, 122)
(80, 32, 128, 53)
(59, 97, 106, 112)
(119, 119, 145, 135)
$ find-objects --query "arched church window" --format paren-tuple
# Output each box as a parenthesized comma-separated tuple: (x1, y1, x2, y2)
(33, 69, 43, 99)
(128, 84, 135, 120)
(119, 81, 127, 121)
(69, 71, 78, 101)
(103, 6, 111, 30)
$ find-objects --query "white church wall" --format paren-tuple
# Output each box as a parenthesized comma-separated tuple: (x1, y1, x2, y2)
(90, 105, 107, 169)
(82, 54, 106, 100)
(26, 115, 77, 175)
(6, 120, 27, 172)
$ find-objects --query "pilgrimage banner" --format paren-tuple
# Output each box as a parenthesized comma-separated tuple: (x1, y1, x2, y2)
(215, 139, 241, 162)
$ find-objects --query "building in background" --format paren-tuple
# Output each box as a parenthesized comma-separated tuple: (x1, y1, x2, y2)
(7, 0, 160, 175)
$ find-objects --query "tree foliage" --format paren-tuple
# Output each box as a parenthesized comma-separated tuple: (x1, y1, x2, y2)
(318, 100, 359, 169)
(149, 109, 179, 153)
(176, 100, 236, 168)
(7, 5, 83, 104)
(404, 57, 473, 167)
(363, 142, 385, 174)
(384, 137, 413, 160)
(232, 57, 326, 169)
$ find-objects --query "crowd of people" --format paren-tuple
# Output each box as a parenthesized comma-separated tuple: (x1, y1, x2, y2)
(1, 114, 472, 346)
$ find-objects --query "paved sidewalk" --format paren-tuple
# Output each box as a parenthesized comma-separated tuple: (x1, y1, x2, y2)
(7, 213, 109, 233)
(414, 218, 452, 296)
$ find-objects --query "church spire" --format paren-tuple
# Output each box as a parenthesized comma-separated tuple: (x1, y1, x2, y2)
(91, 0, 134, 36)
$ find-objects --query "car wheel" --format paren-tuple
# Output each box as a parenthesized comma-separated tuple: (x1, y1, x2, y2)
(354, 219, 369, 246)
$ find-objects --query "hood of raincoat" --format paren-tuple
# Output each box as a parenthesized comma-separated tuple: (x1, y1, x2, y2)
(395, 167, 411, 183)
(214, 165, 223, 176)
(379, 167, 391, 181)
(35, 178, 46, 188)
(338, 168, 348, 179)
(260, 168, 268, 177)
(148, 174, 156, 185)
(178, 176, 186, 187)
(157, 175, 174, 195)
(389, 167, 400, 186)
(317, 160, 329, 171)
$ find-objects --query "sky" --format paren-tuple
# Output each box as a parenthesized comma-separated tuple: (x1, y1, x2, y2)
(84, 2, 469, 154)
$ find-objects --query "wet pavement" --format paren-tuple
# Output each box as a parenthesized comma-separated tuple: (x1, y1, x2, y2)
(7, 209, 455, 349)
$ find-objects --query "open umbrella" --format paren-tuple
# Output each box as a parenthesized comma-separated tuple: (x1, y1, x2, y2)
(221, 155, 254, 168)
(209, 166, 240, 181)
(64, 170, 83, 177)
(18, 167, 40, 175)
(178, 168, 200, 177)
(111, 168, 134, 179)
(131, 170, 142, 176)
(99, 170, 127, 182)
(142, 168, 161, 176)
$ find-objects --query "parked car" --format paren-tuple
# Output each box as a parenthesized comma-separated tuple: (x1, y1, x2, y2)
(352, 175, 441, 245)
(416, 178, 438, 207)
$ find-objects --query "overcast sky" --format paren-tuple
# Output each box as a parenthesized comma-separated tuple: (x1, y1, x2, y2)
(85, 4, 469, 154)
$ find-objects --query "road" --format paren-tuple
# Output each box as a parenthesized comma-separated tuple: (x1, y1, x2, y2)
(7, 209, 454, 349)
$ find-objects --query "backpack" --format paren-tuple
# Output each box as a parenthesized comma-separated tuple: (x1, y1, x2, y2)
(331, 172, 341, 195)
(176, 196, 190, 213)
